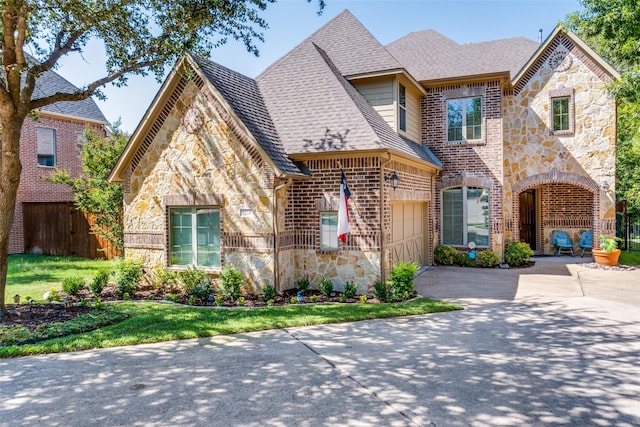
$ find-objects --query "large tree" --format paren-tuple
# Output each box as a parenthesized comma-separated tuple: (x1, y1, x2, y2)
(566, 0, 640, 222)
(0, 0, 323, 313)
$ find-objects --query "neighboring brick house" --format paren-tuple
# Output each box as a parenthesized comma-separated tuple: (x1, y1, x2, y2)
(10, 68, 108, 256)
(110, 10, 618, 293)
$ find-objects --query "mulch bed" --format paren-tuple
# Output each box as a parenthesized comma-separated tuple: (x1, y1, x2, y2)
(0, 304, 94, 332)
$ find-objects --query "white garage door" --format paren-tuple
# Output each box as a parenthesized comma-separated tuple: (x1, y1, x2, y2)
(390, 202, 426, 265)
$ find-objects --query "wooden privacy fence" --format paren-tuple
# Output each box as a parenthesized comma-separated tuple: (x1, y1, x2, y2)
(23, 202, 121, 259)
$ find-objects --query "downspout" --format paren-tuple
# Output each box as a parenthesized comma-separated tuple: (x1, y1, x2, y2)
(273, 177, 293, 293)
(380, 153, 392, 284)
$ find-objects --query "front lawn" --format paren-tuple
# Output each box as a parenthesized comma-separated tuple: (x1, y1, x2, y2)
(6, 254, 119, 305)
(620, 251, 640, 266)
(0, 299, 462, 357)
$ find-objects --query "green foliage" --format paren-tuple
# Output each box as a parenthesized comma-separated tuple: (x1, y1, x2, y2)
(220, 267, 244, 299)
(296, 277, 310, 295)
(477, 250, 499, 268)
(505, 242, 534, 267)
(178, 266, 208, 295)
(116, 260, 144, 298)
(373, 281, 389, 301)
(188, 277, 214, 301)
(454, 252, 477, 267)
(318, 278, 333, 297)
(62, 276, 86, 296)
(359, 295, 367, 304)
(46, 124, 127, 252)
(598, 235, 619, 252)
(164, 294, 181, 303)
(89, 269, 110, 297)
(290, 296, 297, 304)
(262, 284, 277, 301)
(434, 245, 458, 265)
(343, 281, 357, 298)
(389, 262, 418, 298)
(153, 268, 178, 290)
(310, 295, 318, 303)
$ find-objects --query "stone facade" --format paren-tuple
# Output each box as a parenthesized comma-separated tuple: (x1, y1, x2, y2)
(503, 33, 617, 253)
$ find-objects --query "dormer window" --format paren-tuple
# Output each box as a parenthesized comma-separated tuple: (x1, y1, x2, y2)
(398, 83, 407, 132)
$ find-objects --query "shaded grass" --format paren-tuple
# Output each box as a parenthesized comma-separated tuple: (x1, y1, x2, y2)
(620, 251, 640, 266)
(6, 254, 119, 304)
(0, 299, 462, 357)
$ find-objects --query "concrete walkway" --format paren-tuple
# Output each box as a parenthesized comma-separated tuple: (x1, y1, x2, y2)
(1, 258, 639, 426)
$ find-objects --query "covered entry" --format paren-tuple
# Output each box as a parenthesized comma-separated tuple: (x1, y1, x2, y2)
(390, 202, 427, 265)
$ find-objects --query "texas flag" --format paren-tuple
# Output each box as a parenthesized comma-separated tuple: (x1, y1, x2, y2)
(337, 170, 351, 244)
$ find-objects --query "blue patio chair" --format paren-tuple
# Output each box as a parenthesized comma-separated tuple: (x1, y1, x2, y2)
(579, 230, 593, 257)
(552, 230, 574, 256)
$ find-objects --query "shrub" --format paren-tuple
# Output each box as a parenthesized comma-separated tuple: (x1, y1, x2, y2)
(153, 268, 178, 291)
(220, 266, 244, 299)
(343, 281, 357, 298)
(262, 284, 277, 301)
(389, 262, 418, 298)
(505, 242, 534, 267)
(434, 245, 458, 265)
(189, 277, 214, 301)
(296, 277, 310, 295)
(454, 252, 477, 267)
(62, 277, 85, 296)
(373, 281, 389, 301)
(318, 278, 333, 296)
(179, 266, 208, 295)
(477, 250, 499, 268)
(89, 269, 110, 296)
(117, 259, 144, 298)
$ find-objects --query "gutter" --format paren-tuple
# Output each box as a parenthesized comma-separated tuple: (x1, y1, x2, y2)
(380, 153, 393, 283)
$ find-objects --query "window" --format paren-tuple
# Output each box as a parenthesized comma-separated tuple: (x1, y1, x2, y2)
(447, 97, 482, 142)
(552, 97, 570, 132)
(320, 212, 338, 251)
(37, 128, 56, 167)
(398, 83, 407, 132)
(169, 207, 221, 268)
(442, 187, 489, 246)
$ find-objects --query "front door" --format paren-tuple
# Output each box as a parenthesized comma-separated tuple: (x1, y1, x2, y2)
(519, 189, 536, 250)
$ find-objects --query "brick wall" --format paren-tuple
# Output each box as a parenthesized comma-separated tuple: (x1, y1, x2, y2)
(10, 114, 103, 253)
(422, 80, 504, 251)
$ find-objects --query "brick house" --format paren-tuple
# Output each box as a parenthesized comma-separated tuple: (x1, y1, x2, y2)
(10, 68, 108, 256)
(110, 10, 618, 293)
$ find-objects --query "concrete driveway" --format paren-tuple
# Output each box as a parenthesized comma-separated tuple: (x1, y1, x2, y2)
(1, 258, 639, 426)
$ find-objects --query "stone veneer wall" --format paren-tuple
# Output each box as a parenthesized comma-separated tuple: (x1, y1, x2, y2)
(422, 80, 505, 253)
(503, 34, 617, 251)
(122, 78, 278, 292)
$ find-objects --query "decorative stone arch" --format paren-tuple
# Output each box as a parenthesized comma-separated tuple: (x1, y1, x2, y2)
(511, 168, 601, 246)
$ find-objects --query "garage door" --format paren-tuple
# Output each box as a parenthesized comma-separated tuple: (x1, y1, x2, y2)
(390, 202, 426, 265)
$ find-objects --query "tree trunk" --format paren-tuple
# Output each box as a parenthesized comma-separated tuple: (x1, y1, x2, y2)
(0, 115, 25, 314)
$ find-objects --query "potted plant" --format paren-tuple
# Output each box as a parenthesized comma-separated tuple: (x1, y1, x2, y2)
(592, 235, 621, 266)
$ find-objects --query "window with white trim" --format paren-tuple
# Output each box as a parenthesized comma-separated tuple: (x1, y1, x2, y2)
(37, 128, 56, 167)
(169, 207, 221, 268)
(320, 212, 338, 251)
(398, 83, 407, 132)
(447, 97, 482, 142)
(442, 187, 489, 246)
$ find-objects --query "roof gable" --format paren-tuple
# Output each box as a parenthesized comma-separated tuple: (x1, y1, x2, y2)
(512, 27, 620, 93)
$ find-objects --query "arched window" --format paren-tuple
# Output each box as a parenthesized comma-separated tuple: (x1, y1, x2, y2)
(442, 187, 489, 246)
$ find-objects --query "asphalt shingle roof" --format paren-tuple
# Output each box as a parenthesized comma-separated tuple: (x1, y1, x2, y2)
(387, 30, 540, 81)
(192, 55, 301, 175)
(260, 9, 403, 79)
(32, 69, 107, 123)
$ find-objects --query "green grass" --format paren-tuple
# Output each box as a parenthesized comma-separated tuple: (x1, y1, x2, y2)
(6, 254, 119, 304)
(0, 299, 462, 357)
(620, 251, 640, 266)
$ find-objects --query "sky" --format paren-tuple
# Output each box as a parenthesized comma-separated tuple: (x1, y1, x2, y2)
(55, 0, 582, 133)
